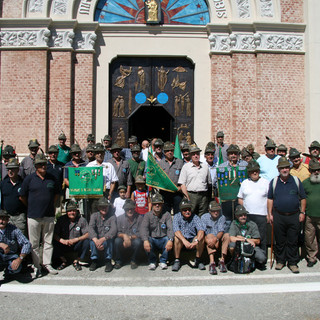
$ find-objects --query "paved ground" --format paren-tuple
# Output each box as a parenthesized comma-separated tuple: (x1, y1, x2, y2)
(1, 259, 320, 319)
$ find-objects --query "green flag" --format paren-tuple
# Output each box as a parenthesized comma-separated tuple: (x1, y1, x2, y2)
(146, 152, 178, 192)
(174, 134, 182, 160)
(218, 146, 224, 165)
(68, 167, 104, 198)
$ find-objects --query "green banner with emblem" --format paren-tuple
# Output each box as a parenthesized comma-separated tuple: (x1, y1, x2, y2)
(68, 167, 104, 198)
(217, 166, 247, 201)
(146, 152, 178, 192)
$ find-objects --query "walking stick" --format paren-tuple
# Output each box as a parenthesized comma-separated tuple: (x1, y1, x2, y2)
(270, 221, 274, 269)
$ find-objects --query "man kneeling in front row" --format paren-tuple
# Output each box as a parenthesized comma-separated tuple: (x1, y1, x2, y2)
(53, 200, 90, 271)
(172, 199, 206, 272)
(0, 210, 31, 278)
(201, 201, 229, 275)
(229, 205, 267, 268)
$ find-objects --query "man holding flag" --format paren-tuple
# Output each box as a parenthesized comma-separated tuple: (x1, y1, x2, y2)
(159, 141, 183, 214)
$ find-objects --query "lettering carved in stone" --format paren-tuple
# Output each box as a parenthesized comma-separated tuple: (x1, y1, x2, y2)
(213, 0, 227, 18)
(79, 0, 92, 15)
(53, 0, 68, 15)
(28, 0, 44, 13)
(236, 0, 250, 19)
(259, 0, 274, 18)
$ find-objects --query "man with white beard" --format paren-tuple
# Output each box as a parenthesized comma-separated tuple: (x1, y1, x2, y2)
(302, 159, 320, 267)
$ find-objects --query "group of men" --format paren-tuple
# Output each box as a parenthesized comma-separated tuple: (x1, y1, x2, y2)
(0, 131, 320, 277)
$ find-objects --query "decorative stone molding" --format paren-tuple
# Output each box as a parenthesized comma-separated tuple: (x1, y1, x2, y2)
(259, 0, 274, 18)
(52, 0, 69, 15)
(209, 32, 304, 53)
(235, 0, 251, 19)
(0, 29, 50, 47)
(51, 31, 74, 48)
(28, 0, 44, 13)
(74, 32, 97, 50)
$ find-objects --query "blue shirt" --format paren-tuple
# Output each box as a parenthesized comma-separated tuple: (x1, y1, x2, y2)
(0, 175, 26, 215)
(173, 212, 205, 239)
(64, 160, 86, 179)
(268, 175, 306, 213)
(19, 172, 59, 218)
(0, 223, 31, 255)
(201, 212, 227, 235)
(257, 154, 280, 181)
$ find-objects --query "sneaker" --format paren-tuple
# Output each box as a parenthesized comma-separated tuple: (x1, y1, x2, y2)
(33, 267, 42, 279)
(89, 260, 98, 271)
(105, 260, 113, 272)
(307, 260, 317, 268)
(114, 262, 122, 270)
(130, 261, 138, 270)
(148, 263, 157, 271)
(194, 260, 206, 270)
(218, 260, 227, 273)
(209, 263, 217, 275)
(288, 265, 300, 274)
(172, 259, 181, 272)
(275, 262, 285, 270)
(159, 262, 168, 270)
(45, 265, 58, 275)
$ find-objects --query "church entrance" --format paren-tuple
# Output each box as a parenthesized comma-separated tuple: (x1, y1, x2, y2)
(129, 105, 173, 142)
(109, 57, 194, 147)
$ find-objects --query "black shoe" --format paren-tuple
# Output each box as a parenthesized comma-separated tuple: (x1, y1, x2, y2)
(194, 259, 206, 270)
(114, 262, 122, 270)
(307, 260, 317, 268)
(130, 261, 138, 270)
(89, 261, 98, 271)
(172, 259, 181, 272)
(105, 260, 113, 272)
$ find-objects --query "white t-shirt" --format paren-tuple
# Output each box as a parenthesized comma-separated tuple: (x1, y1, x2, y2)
(87, 160, 118, 189)
(113, 197, 126, 217)
(237, 177, 270, 216)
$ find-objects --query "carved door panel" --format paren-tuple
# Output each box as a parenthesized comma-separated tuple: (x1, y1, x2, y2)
(110, 57, 194, 146)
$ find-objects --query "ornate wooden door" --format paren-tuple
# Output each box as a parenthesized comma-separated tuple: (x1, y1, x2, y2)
(110, 57, 194, 146)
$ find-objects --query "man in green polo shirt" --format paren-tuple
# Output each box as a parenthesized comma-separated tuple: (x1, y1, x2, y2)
(303, 159, 320, 267)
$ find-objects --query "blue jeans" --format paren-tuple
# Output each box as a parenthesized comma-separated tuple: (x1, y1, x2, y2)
(147, 236, 170, 264)
(0, 252, 22, 274)
(90, 239, 113, 261)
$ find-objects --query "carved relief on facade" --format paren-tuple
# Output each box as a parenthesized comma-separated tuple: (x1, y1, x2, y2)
(235, 0, 251, 19)
(259, 0, 274, 18)
(116, 128, 126, 148)
(74, 32, 97, 50)
(52, 0, 68, 15)
(114, 66, 133, 89)
(157, 66, 169, 91)
(209, 32, 304, 53)
(52, 31, 74, 48)
(28, 0, 44, 13)
(0, 29, 50, 47)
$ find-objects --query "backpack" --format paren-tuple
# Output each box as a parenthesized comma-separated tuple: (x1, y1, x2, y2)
(228, 241, 255, 274)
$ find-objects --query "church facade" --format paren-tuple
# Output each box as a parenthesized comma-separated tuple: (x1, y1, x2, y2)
(0, 0, 318, 154)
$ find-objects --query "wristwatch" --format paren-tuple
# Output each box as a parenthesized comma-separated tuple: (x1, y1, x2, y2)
(194, 238, 199, 243)
(19, 255, 24, 260)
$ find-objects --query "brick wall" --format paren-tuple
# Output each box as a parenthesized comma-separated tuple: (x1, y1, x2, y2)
(74, 52, 94, 149)
(280, 0, 304, 23)
(0, 50, 47, 154)
(211, 53, 305, 154)
(256, 53, 305, 154)
(48, 51, 72, 148)
(2, 0, 24, 18)
(211, 55, 232, 143)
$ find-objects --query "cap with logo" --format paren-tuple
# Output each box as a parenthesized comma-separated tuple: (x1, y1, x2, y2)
(48, 145, 59, 153)
(58, 133, 67, 140)
(6, 158, 20, 169)
(234, 205, 248, 217)
(70, 144, 81, 154)
(277, 156, 291, 169)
